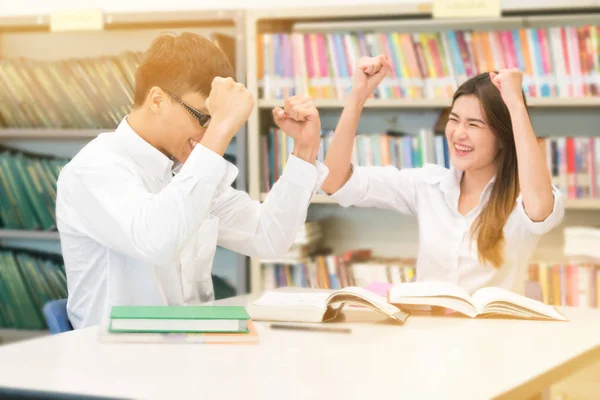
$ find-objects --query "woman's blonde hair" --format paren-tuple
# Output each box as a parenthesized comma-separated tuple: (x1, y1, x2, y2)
(451, 72, 524, 267)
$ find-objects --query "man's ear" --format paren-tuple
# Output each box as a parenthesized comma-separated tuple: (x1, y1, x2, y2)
(147, 86, 165, 114)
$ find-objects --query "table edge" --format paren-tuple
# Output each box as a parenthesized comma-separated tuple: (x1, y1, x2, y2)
(493, 343, 600, 399)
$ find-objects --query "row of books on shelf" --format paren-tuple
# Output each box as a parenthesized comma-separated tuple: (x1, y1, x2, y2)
(1, 134, 599, 231)
(0, 52, 143, 129)
(261, 253, 600, 310)
(261, 127, 600, 201)
(528, 261, 600, 309)
(261, 127, 447, 191)
(0, 249, 67, 330)
(540, 136, 600, 199)
(0, 33, 237, 130)
(261, 251, 417, 290)
(258, 25, 600, 100)
(1, 134, 600, 232)
(0, 150, 67, 231)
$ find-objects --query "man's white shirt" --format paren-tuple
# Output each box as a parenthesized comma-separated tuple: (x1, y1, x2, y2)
(56, 118, 329, 329)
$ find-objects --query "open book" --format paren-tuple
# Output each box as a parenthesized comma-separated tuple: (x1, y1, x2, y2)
(388, 282, 567, 321)
(247, 287, 409, 324)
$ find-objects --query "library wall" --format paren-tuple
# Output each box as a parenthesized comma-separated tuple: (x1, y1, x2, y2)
(0, 0, 582, 16)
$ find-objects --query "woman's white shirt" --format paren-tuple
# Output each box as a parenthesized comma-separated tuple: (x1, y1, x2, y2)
(328, 163, 564, 295)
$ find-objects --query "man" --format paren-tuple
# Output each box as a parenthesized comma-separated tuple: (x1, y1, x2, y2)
(56, 32, 327, 329)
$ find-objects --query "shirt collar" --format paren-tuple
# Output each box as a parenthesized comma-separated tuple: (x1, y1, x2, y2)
(116, 117, 174, 180)
(437, 167, 495, 194)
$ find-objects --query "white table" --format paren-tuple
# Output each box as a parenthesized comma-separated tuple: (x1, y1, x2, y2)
(1, 293, 599, 400)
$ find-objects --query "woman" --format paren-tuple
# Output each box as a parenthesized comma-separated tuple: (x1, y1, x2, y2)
(321, 56, 564, 295)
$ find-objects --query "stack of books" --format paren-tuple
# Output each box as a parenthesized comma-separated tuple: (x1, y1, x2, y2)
(100, 305, 260, 344)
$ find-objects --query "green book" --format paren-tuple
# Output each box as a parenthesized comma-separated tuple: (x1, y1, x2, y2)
(109, 305, 251, 334)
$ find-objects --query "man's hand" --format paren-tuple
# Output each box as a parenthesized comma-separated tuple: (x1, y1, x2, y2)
(202, 77, 254, 155)
(272, 95, 321, 164)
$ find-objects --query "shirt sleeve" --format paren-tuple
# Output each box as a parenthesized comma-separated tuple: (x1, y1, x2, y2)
(516, 185, 565, 235)
(56, 144, 230, 266)
(212, 154, 329, 260)
(327, 164, 420, 215)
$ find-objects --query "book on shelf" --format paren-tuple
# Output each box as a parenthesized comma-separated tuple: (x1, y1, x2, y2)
(0, 149, 68, 231)
(0, 249, 67, 330)
(257, 25, 600, 100)
(388, 281, 567, 321)
(529, 259, 600, 309)
(247, 286, 409, 324)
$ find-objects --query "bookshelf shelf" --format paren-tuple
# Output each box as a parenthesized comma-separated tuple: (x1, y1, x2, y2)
(0, 230, 60, 241)
(0, 128, 106, 140)
(260, 193, 337, 204)
(260, 194, 600, 209)
(564, 199, 600, 210)
(258, 98, 452, 109)
(0, 10, 243, 32)
(258, 97, 600, 110)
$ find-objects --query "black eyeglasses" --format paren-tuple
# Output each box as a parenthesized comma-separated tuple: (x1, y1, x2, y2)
(164, 89, 211, 128)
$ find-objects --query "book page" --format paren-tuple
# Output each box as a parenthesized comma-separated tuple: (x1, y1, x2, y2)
(471, 287, 567, 321)
(389, 296, 478, 318)
(327, 286, 409, 323)
(388, 281, 473, 303)
(388, 281, 477, 318)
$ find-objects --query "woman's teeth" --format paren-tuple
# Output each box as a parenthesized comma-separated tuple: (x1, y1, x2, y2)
(455, 143, 473, 152)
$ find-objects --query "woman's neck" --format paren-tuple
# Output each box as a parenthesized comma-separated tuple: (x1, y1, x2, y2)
(460, 164, 497, 196)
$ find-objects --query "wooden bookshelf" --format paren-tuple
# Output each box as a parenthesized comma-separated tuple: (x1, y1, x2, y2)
(245, 4, 600, 294)
(0, 230, 60, 241)
(0, 9, 251, 303)
(0, 10, 243, 32)
(564, 199, 600, 210)
(260, 194, 600, 209)
(4, 3, 600, 300)
(0, 128, 106, 140)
